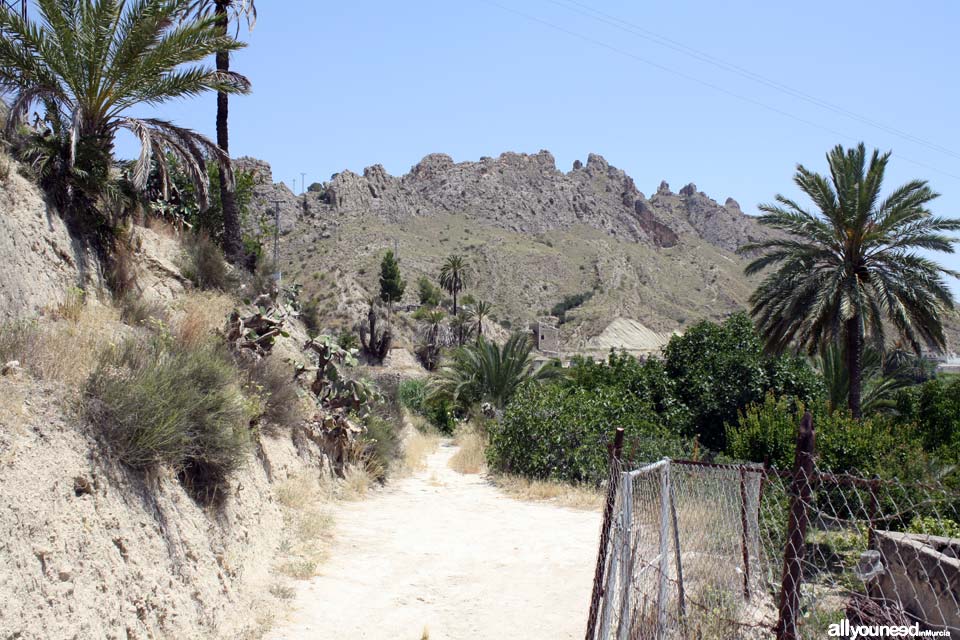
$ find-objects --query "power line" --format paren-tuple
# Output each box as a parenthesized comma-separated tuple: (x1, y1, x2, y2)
(546, 0, 960, 163)
(476, 0, 960, 182)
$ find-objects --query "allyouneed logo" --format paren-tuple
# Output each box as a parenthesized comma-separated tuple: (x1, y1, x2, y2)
(827, 620, 951, 638)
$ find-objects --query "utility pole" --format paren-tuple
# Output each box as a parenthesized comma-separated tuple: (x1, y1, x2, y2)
(270, 199, 282, 287)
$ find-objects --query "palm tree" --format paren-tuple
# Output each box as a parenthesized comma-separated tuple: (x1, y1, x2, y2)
(0, 0, 249, 215)
(428, 334, 563, 410)
(741, 143, 960, 417)
(416, 308, 446, 371)
(439, 254, 467, 315)
(449, 312, 474, 346)
(466, 300, 493, 338)
(186, 0, 256, 264)
(815, 343, 912, 415)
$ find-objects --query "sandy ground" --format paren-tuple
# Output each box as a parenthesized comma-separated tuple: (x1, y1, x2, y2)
(266, 441, 601, 640)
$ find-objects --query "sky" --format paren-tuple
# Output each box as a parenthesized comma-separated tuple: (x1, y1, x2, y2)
(117, 0, 960, 294)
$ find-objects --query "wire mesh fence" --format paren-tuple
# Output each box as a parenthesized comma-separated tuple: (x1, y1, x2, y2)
(585, 422, 960, 640)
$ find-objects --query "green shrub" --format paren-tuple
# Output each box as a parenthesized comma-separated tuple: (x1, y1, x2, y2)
(726, 395, 928, 478)
(550, 290, 594, 324)
(181, 234, 230, 290)
(86, 336, 254, 503)
(301, 297, 321, 337)
(361, 413, 400, 480)
(895, 377, 960, 463)
(399, 378, 454, 433)
(663, 313, 823, 450)
(488, 382, 688, 484)
(417, 276, 441, 307)
(907, 516, 960, 538)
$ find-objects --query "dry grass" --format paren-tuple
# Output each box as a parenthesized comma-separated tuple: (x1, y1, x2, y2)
(272, 473, 335, 580)
(448, 426, 487, 474)
(400, 414, 442, 475)
(0, 300, 124, 390)
(341, 463, 375, 500)
(171, 291, 234, 349)
(492, 475, 604, 511)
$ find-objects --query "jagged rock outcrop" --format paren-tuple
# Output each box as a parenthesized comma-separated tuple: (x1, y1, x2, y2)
(246, 150, 772, 256)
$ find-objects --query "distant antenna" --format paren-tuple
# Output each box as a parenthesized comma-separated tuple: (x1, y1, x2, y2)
(300, 172, 306, 195)
(270, 199, 282, 286)
(0, 1, 27, 21)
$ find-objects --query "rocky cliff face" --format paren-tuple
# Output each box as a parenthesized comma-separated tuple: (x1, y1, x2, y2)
(277, 150, 773, 255)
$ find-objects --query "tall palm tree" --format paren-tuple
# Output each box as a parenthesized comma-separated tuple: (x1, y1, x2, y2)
(186, 0, 255, 264)
(439, 254, 467, 315)
(428, 334, 563, 410)
(449, 312, 474, 346)
(466, 300, 493, 339)
(741, 143, 960, 417)
(0, 0, 249, 214)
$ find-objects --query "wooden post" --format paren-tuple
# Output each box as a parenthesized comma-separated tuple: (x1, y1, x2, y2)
(585, 427, 625, 640)
(775, 412, 815, 640)
(615, 472, 634, 640)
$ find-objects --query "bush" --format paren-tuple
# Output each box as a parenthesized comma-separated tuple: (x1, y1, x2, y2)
(118, 293, 167, 327)
(86, 335, 254, 504)
(726, 395, 928, 478)
(550, 290, 594, 324)
(361, 414, 400, 480)
(301, 297, 321, 337)
(895, 377, 960, 463)
(244, 357, 306, 431)
(181, 234, 230, 290)
(907, 516, 960, 538)
(399, 377, 454, 433)
(417, 276, 441, 307)
(663, 313, 823, 451)
(488, 382, 689, 484)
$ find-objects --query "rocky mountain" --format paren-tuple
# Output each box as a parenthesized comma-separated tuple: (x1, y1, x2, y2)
(240, 151, 774, 353)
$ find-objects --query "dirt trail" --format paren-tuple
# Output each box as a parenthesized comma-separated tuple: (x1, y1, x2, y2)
(266, 441, 601, 640)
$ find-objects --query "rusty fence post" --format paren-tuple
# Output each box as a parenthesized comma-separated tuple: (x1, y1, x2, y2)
(775, 412, 816, 640)
(585, 427, 625, 640)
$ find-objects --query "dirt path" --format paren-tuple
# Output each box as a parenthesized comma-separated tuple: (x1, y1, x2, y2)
(266, 441, 601, 640)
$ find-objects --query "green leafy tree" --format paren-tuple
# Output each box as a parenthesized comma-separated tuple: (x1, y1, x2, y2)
(488, 382, 687, 484)
(417, 276, 441, 306)
(186, 0, 256, 263)
(439, 254, 467, 315)
(0, 0, 249, 220)
(663, 313, 823, 450)
(741, 143, 960, 417)
(378, 250, 406, 305)
(428, 334, 562, 410)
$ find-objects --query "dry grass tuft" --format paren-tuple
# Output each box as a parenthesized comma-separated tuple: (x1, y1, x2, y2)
(448, 425, 486, 474)
(400, 419, 441, 475)
(492, 475, 604, 511)
(171, 291, 234, 349)
(341, 463, 375, 500)
(0, 301, 123, 390)
(272, 473, 335, 580)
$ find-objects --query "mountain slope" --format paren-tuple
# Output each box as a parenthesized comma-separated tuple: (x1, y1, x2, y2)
(241, 150, 954, 356)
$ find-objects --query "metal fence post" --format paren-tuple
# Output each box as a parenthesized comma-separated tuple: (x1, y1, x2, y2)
(739, 465, 752, 599)
(657, 461, 671, 640)
(615, 471, 634, 640)
(586, 427, 625, 640)
(775, 412, 815, 640)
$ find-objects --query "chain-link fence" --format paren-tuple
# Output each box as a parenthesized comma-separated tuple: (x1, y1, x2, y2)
(585, 422, 960, 640)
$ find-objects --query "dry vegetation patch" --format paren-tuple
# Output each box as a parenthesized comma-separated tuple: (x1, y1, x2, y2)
(491, 475, 604, 511)
(447, 425, 487, 474)
(273, 473, 335, 580)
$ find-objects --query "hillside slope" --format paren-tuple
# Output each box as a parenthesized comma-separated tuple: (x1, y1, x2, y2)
(244, 151, 773, 350)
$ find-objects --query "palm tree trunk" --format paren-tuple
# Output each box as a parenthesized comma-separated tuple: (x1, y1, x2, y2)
(453, 288, 458, 316)
(215, 0, 243, 264)
(846, 317, 863, 418)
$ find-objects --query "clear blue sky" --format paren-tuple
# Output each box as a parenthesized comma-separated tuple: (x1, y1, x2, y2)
(120, 0, 960, 293)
